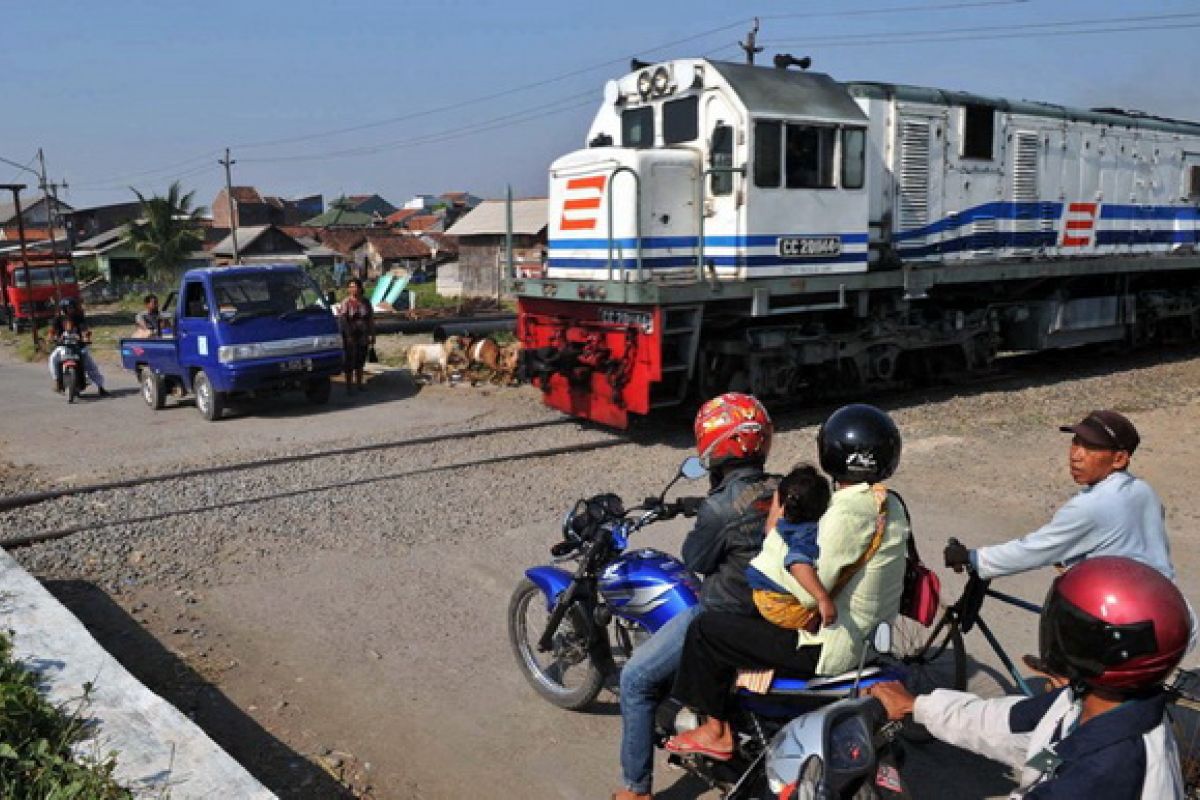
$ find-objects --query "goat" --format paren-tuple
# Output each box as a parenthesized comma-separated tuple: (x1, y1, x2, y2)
(406, 343, 450, 384)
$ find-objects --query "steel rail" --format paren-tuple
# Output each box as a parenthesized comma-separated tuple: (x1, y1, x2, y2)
(1, 438, 628, 550)
(0, 419, 577, 514)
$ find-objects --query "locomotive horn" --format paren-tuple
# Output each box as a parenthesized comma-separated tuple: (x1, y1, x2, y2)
(774, 53, 812, 71)
(631, 58, 651, 71)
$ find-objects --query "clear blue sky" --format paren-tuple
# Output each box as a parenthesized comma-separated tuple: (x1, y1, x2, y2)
(4, 0, 1198, 214)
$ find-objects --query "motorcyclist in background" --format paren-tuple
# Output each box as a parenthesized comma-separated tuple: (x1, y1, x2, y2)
(48, 297, 109, 396)
(613, 392, 778, 800)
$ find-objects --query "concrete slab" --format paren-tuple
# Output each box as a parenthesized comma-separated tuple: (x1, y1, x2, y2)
(0, 547, 275, 799)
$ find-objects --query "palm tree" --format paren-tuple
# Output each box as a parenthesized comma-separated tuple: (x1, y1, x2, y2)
(125, 181, 207, 286)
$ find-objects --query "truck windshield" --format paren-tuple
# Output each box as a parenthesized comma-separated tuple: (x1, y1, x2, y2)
(212, 272, 327, 321)
(10, 266, 76, 287)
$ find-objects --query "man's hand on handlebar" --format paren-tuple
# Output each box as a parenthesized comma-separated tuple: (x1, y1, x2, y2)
(944, 537, 971, 573)
(645, 496, 704, 520)
(865, 681, 916, 721)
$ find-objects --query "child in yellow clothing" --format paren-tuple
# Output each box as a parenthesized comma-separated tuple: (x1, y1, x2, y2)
(745, 464, 835, 632)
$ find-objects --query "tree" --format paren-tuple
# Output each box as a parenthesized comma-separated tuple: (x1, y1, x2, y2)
(125, 181, 207, 286)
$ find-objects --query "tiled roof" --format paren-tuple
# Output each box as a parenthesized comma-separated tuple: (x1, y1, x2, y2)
(303, 207, 376, 227)
(367, 235, 431, 259)
(420, 232, 458, 254)
(314, 229, 369, 256)
(385, 208, 420, 225)
(403, 214, 442, 231)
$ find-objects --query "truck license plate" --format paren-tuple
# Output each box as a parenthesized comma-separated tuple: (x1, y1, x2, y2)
(778, 236, 842, 258)
(281, 358, 312, 372)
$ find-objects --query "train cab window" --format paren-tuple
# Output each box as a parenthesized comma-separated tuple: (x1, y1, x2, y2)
(663, 96, 699, 144)
(710, 124, 734, 196)
(962, 104, 995, 160)
(842, 128, 866, 190)
(754, 121, 782, 187)
(1188, 165, 1200, 199)
(785, 125, 836, 189)
(622, 107, 654, 149)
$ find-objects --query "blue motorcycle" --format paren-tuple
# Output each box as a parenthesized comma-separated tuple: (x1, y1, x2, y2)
(509, 457, 909, 798)
(508, 456, 709, 710)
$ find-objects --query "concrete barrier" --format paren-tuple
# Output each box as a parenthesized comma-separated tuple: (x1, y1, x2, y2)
(0, 548, 276, 799)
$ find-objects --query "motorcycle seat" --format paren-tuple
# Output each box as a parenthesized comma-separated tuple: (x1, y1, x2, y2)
(748, 664, 896, 697)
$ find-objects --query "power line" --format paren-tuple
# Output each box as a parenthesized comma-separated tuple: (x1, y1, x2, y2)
(760, 19, 1200, 50)
(229, 0, 1024, 152)
(241, 95, 596, 165)
(760, 10, 1200, 46)
(69, 150, 222, 189)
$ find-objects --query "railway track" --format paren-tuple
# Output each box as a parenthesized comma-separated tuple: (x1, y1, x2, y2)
(0, 419, 628, 549)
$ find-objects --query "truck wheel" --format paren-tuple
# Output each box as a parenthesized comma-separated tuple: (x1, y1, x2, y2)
(305, 376, 331, 405)
(141, 368, 166, 410)
(193, 370, 225, 421)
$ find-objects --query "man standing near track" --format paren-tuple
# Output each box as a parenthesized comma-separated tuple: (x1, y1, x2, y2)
(944, 410, 1176, 581)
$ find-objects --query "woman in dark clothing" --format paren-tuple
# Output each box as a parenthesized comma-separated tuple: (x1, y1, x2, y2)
(337, 278, 374, 393)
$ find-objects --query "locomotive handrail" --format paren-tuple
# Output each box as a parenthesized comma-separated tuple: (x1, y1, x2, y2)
(606, 166, 643, 282)
(699, 165, 746, 282)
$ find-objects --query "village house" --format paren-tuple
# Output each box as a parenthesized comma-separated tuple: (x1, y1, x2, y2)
(72, 223, 213, 287)
(210, 225, 336, 271)
(212, 186, 323, 228)
(355, 234, 432, 278)
(443, 197, 547, 298)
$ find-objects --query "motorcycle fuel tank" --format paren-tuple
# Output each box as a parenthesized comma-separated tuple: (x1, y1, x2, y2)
(598, 548, 700, 633)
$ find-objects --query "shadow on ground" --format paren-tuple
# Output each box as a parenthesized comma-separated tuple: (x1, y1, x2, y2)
(44, 580, 355, 800)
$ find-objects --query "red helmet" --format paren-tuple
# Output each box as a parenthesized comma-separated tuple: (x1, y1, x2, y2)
(1040, 557, 1190, 691)
(694, 393, 773, 469)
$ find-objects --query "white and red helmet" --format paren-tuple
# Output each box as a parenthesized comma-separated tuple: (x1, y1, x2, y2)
(693, 393, 773, 469)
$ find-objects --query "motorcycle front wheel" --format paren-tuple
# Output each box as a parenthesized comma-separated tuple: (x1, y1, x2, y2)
(64, 366, 78, 404)
(508, 578, 605, 710)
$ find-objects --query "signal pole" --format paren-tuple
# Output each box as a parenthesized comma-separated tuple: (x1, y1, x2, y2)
(219, 148, 240, 263)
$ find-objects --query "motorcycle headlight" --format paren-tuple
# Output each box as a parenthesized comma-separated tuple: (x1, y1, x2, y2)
(828, 715, 873, 779)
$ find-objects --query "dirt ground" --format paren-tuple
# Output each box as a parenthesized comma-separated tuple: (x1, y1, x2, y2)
(3, 333, 1200, 799)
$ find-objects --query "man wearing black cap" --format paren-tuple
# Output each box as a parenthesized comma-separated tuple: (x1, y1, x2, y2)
(944, 410, 1178, 582)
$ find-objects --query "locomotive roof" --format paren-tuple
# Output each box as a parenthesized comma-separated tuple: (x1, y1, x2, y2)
(845, 81, 1200, 137)
(708, 60, 867, 124)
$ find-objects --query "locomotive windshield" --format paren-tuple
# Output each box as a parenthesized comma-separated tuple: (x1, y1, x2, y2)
(622, 107, 653, 148)
(663, 96, 699, 144)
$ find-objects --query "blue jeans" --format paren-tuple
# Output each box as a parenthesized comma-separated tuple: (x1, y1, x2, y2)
(619, 603, 700, 794)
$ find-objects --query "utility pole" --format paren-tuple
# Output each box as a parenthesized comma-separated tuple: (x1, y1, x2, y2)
(36, 149, 64, 302)
(1, 183, 38, 347)
(219, 148, 240, 263)
(740, 18, 763, 65)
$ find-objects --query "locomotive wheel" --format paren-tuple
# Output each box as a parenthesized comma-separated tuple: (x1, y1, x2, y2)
(508, 578, 604, 710)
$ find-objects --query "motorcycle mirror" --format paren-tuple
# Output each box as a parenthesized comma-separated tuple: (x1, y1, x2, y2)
(679, 456, 708, 481)
(872, 621, 893, 655)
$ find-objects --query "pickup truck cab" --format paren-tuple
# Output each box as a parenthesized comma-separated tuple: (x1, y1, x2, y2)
(120, 264, 343, 420)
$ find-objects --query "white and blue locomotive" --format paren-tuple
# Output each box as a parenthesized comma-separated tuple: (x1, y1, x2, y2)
(516, 56, 1200, 427)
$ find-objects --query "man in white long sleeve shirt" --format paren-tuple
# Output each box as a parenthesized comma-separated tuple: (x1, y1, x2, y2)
(944, 410, 1176, 580)
(869, 558, 1191, 799)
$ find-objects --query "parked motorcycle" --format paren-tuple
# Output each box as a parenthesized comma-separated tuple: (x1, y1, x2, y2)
(59, 337, 89, 404)
(509, 458, 908, 798)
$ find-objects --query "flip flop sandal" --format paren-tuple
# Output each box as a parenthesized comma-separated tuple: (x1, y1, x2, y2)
(665, 735, 734, 761)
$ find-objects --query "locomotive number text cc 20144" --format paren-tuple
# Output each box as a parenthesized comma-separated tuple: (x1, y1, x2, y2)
(777, 236, 842, 258)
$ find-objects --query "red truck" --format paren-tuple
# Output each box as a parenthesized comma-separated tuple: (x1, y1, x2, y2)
(0, 255, 80, 332)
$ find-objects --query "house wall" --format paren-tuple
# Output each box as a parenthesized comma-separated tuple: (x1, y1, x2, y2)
(458, 233, 545, 297)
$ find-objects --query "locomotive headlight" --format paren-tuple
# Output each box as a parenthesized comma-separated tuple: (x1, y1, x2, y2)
(636, 70, 653, 99)
(652, 66, 670, 96)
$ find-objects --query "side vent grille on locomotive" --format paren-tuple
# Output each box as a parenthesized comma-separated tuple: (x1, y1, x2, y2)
(899, 120, 931, 232)
(1012, 131, 1042, 253)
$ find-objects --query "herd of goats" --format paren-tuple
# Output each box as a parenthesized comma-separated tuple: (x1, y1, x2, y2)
(404, 335, 523, 386)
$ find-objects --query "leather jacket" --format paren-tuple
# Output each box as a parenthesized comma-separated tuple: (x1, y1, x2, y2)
(681, 463, 778, 615)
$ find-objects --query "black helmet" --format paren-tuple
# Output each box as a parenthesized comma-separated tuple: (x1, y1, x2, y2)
(818, 403, 902, 483)
(59, 297, 78, 312)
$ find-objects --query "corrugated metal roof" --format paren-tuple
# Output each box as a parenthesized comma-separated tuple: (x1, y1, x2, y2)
(211, 225, 273, 256)
(445, 198, 547, 237)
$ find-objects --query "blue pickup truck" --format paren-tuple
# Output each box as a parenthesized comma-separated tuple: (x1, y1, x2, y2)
(120, 265, 344, 421)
